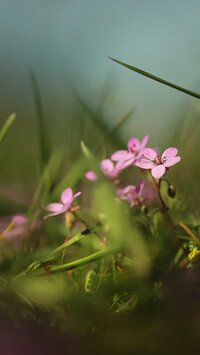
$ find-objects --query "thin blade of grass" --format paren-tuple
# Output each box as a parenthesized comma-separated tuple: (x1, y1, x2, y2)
(29, 68, 49, 171)
(0, 222, 14, 242)
(30, 147, 64, 210)
(0, 113, 16, 144)
(12, 225, 100, 280)
(29, 244, 122, 277)
(100, 108, 134, 147)
(77, 95, 125, 149)
(54, 156, 88, 196)
(108, 56, 200, 99)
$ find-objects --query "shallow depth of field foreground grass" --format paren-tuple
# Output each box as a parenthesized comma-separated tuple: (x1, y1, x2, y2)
(1, 66, 200, 354)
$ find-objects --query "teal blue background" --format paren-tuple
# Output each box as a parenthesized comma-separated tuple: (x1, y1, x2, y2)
(0, 0, 200, 139)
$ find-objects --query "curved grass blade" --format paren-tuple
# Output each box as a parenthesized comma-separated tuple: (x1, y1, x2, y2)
(29, 68, 49, 171)
(29, 244, 122, 277)
(108, 56, 200, 99)
(12, 223, 101, 279)
(100, 108, 134, 146)
(0, 113, 16, 144)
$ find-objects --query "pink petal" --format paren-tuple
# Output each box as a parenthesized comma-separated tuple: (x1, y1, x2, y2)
(140, 135, 149, 149)
(135, 179, 145, 195)
(117, 185, 137, 204)
(143, 148, 157, 160)
(151, 165, 166, 178)
(127, 138, 140, 151)
(135, 158, 155, 169)
(116, 158, 135, 170)
(100, 159, 114, 173)
(45, 203, 63, 212)
(162, 147, 178, 160)
(115, 160, 126, 172)
(61, 188, 73, 204)
(117, 185, 135, 197)
(72, 191, 82, 200)
(164, 156, 181, 167)
(85, 171, 98, 181)
(3, 227, 28, 240)
(111, 150, 134, 161)
(12, 214, 28, 226)
(44, 211, 65, 220)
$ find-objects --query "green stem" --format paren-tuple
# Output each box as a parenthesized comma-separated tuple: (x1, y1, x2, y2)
(157, 178, 168, 212)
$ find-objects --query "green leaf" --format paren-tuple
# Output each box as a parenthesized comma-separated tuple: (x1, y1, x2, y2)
(0, 113, 16, 144)
(108, 56, 200, 99)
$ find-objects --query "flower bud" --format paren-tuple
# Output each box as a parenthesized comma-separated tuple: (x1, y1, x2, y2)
(65, 211, 75, 229)
(168, 185, 176, 198)
(141, 204, 148, 214)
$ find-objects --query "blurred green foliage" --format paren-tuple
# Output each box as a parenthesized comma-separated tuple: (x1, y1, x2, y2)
(0, 74, 200, 354)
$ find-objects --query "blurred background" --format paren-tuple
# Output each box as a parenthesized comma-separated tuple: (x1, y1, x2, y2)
(0, 0, 200, 202)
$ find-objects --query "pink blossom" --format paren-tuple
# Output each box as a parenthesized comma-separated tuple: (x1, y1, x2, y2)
(117, 179, 145, 206)
(111, 135, 149, 169)
(100, 159, 123, 182)
(85, 171, 98, 181)
(12, 214, 28, 226)
(135, 147, 181, 178)
(44, 188, 81, 219)
(1, 214, 42, 251)
(4, 214, 29, 241)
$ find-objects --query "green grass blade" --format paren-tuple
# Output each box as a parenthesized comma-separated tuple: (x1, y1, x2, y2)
(0, 113, 16, 144)
(100, 108, 134, 145)
(29, 68, 49, 171)
(29, 244, 122, 277)
(108, 56, 200, 99)
(41, 223, 101, 262)
(76, 95, 125, 149)
(54, 156, 88, 195)
(30, 147, 64, 209)
(12, 224, 100, 280)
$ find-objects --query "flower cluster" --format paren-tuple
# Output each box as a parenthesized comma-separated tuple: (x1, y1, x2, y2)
(84, 135, 181, 208)
(1, 134, 181, 255)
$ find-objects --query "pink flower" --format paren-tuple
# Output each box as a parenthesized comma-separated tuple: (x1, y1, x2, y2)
(85, 171, 98, 181)
(117, 179, 145, 206)
(4, 214, 29, 241)
(111, 135, 149, 169)
(12, 214, 28, 226)
(100, 159, 123, 182)
(44, 188, 81, 219)
(135, 147, 181, 178)
(1, 214, 42, 251)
